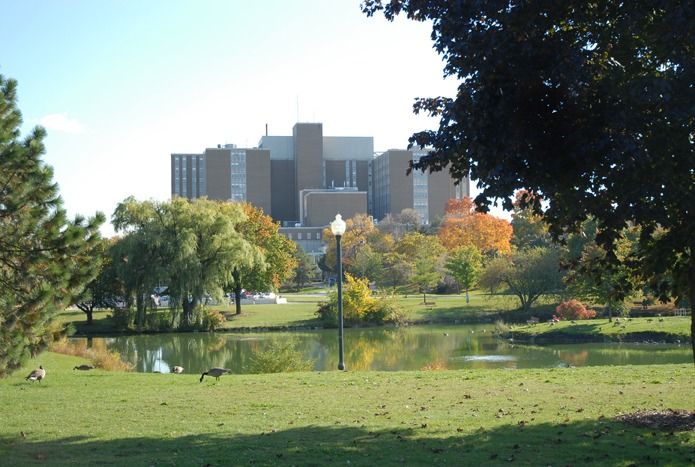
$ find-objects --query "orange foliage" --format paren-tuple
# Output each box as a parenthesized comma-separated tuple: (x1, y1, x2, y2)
(438, 197, 512, 253)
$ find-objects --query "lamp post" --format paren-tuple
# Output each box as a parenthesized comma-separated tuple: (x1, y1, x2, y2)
(330, 213, 347, 371)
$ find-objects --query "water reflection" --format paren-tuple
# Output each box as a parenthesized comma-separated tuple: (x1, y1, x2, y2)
(79, 325, 691, 374)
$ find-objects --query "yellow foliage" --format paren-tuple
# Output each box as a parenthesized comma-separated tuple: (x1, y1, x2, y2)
(342, 273, 377, 321)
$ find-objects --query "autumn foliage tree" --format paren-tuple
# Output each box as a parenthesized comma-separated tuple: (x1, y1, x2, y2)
(323, 213, 394, 276)
(230, 203, 297, 314)
(438, 198, 512, 254)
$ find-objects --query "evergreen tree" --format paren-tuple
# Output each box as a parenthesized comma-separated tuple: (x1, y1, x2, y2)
(0, 75, 103, 376)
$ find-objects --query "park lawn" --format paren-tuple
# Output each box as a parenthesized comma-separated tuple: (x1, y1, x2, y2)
(219, 298, 323, 329)
(0, 352, 693, 466)
(400, 291, 557, 323)
(508, 317, 692, 343)
(60, 292, 560, 335)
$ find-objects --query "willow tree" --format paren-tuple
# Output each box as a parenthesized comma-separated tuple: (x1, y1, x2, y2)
(112, 197, 256, 327)
(0, 75, 103, 376)
(364, 1, 695, 362)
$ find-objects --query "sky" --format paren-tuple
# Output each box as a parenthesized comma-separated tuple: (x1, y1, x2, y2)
(2, 0, 501, 236)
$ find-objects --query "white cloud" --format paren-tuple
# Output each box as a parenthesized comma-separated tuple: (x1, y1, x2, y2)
(38, 114, 85, 134)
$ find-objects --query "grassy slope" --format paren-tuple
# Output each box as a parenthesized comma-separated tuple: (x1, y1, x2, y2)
(1, 353, 693, 466)
(509, 317, 691, 343)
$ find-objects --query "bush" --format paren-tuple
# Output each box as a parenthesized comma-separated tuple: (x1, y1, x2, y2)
(145, 310, 175, 331)
(247, 339, 314, 374)
(363, 296, 407, 325)
(109, 308, 134, 331)
(316, 274, 406, 326)
(556, 299, 597, 320)
(201, 309, 226, 331)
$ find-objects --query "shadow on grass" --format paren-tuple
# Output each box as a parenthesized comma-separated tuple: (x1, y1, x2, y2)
(2, 418, 692, 466)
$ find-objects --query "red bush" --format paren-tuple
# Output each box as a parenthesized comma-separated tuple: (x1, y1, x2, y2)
(556, 299, 597, 320)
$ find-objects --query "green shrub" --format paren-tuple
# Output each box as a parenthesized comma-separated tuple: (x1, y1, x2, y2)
(109, 308, 134, 331)
(144, 310, 175, 331)
(189, 306, 225, 331)
(316, 274, 405, 326)
(363, 296, 407, 325)
(248, 339, 314, 374)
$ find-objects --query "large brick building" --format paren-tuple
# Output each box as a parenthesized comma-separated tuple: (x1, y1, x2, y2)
(171, 122, 469, 255)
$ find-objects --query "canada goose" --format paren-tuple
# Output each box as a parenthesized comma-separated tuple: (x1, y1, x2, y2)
(172, 366, 184, 374)
(200, 368, 230, 382)
(74, 364, 95, 371)
(25, 366, 46, 383)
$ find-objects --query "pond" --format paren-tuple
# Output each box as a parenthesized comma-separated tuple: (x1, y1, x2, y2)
(77, 324, 691, 374)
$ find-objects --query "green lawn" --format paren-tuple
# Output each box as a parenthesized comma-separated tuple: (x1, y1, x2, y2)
(1, 352, 693, 466)
(508, 317, 692, 343)
(63, 291, 558, 335)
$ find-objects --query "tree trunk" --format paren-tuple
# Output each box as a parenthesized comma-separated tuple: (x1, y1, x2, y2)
(233, 268, 242, 315)
(465, 289, 470, 304)
(86, 307, 93, 325)
(422, 292, 427, 304)
(181, 296, 200, 328)
(136, 292, 145, 332)
(181, 300, 192, 327)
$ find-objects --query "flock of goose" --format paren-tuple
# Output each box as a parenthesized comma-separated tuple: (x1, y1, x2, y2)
(24, 364, 233, 383)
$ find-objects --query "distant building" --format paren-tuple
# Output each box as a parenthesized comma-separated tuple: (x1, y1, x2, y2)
(369, 149, 469, 224)
(258, 123, 373, 225)
(171, 144, 271, 215)
(171, 123, 469, 258)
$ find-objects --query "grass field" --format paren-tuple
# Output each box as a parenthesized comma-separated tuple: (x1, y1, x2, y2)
(64, 291, 555, 334)
(509, 317, 692, 343)
(1, 352, 693, 466)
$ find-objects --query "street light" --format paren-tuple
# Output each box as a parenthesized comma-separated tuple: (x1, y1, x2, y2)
(330, 213, 347, 371)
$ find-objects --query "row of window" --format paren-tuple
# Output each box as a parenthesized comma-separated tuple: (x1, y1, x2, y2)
(284, 231, 322, 240)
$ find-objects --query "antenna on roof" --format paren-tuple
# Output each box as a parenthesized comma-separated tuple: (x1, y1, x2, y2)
(265, 123, 268, 136)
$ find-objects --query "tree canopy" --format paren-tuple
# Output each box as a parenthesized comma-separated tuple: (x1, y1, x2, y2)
(229, 203, 297, 314)
(363, 1, 695, 361)
(113, 197, 257, 327)
(438, 198, 512, 254)
(445, 245, 483, 303)
(0, 75, 104, 376)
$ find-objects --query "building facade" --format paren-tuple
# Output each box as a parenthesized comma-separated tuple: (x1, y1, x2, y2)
(369, 149, 469, 224)
(171, 123, 470, 256)
(171, 145, 271, 214)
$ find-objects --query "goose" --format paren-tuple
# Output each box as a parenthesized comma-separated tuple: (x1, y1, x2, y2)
(74, 364, 95, 371)
(25, 366, 46, 383)
(200, 368, 230, 382)
(172, 366, 184, 374)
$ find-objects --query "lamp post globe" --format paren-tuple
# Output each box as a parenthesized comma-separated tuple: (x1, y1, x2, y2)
(330, 214, 346, 371)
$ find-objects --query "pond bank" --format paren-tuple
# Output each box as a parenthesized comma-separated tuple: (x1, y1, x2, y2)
(503, 317, 691, 345)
